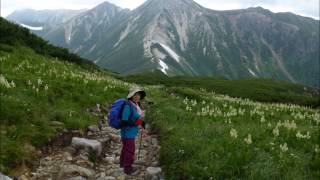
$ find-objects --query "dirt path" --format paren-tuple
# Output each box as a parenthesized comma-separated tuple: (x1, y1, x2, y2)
(16, 107, 164, 180)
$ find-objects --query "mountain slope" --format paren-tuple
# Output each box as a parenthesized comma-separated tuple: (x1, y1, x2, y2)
(0, 17, 124, 174)
(43, 2, 130, 55)
(6, 9, 86, 37)
(16, 0, 319, 87)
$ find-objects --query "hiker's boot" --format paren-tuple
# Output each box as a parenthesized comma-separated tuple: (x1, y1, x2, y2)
(124, 167, 139, 175)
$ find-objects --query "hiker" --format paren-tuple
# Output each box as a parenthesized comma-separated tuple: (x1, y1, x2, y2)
(120, 86, 147, 175)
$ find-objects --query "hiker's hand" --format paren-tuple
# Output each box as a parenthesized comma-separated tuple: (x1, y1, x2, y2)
(141, 110, 145, 119)
(141, 128, 148, 139)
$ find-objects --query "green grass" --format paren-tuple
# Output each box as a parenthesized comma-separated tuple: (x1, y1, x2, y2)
(118, 72, 320, 108)
(0, 46, 129, 173)
(1, 46, 319, 179)
(145, 87, 320, 179)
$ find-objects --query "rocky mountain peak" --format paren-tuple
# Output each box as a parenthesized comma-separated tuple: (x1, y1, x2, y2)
(139, 0, 201, 12)
(13, 0, 318, 87)
(91, 1, 124, 13)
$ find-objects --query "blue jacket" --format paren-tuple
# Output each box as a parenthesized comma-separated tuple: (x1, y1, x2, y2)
(120, 101, 141, 139)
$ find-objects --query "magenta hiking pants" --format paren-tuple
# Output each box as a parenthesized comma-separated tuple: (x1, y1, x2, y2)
(120, 138, 135, 169)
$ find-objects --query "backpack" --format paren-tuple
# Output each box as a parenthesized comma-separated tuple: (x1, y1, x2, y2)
(108, 99, 132, 129)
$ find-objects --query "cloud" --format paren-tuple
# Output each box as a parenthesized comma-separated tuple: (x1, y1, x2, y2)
(1, 0, 319, 19)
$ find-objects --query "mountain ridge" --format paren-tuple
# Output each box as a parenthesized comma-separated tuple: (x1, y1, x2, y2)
(6, 0, 320, 87)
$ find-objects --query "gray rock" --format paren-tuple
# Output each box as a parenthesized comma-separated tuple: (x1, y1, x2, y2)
(65, 146, 77, 155)
(146, 167, 162, 176)
(104, 156, 115, 164)
(116, 175, 125, 180)
(151, 138, 158, 145)
(44, 156, 52, 161)
(151, 161, 159, 167)
(50, 121, 64, 126)
(134, 159, 144, 165)
(97, 176, 116, 180)
(0, 173, 12, 180)
(87, 131, 94, 136)
(97, 137, 110, 143)
(65, 176, 87, 180)
(88, 125, 99, 133)
(71, 137, 102, 156)
(110, 168, 123, 177)
(75, 159, 94, 168)
(109, 134, 120, 142)
(96, 104, 101, 112)
(145, 124, 151, 131)
(99, 172, 106, 178)
(113, 156, 120, 164)
(57, 165, 94, 179)
(18, 175, 29, 180)
(79, 152, 89, 160)
(63, 152, 73, 161)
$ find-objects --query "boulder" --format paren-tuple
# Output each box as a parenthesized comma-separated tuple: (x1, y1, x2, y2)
(104, 156, 115, 164)
(109, 134, 120, 142)
(97, 176, 116, 180)
(88, 125, 99, 133)
(19, 175, 29, 180)
(63, 151, 73, 161)
(65, 176, 87, 180)
(146, 167, 162, 179)
(71, 137, 102, 156)
(110, 168, 123, 177)
(57, 165, 94, 179)
(0, 173, 12, 180)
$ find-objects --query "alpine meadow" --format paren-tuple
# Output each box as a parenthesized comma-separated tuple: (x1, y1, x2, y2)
(1, 0, 320, 179)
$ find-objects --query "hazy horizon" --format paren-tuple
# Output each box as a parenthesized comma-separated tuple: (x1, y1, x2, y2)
(2, 0, 319, 20)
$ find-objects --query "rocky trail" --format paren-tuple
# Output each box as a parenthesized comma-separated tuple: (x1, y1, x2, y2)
(10, 105, 164, 180)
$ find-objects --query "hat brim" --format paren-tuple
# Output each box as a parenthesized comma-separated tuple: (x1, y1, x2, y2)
(139, 91, 146, 100)
(127, 90, 146, 100)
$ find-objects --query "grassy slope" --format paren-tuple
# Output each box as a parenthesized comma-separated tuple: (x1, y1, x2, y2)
(0, 46, 130, 173)
(0, 17, 95, 69)
(119, 72, 320, 108)
(1, 46, 319, 179)
(147, 87, 320, 179)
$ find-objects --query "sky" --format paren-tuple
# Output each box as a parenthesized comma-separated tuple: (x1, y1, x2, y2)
(1, 0, 319, 20)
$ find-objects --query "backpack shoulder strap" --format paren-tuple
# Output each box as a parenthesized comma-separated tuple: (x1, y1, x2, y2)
(125, 100, 134, 120)
(120, 100, 134, 124)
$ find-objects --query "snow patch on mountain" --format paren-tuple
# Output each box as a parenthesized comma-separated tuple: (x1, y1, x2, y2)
(158, 43, 180, 63)
(248, 68, 257, 77)
(152, 48, 167, 60)
(20, 23, 43, 31)
(94, 58, 101, 64)
(64, 23, 73, 44)
(158, 60, 169, 75)
(152, 47, 170, 75)
(89, 44, 97, 53)
(203, 47, 207, 55)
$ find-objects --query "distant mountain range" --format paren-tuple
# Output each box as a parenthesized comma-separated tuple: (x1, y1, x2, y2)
(6, 9, 86, 36)
(6, 0, 320, 87)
